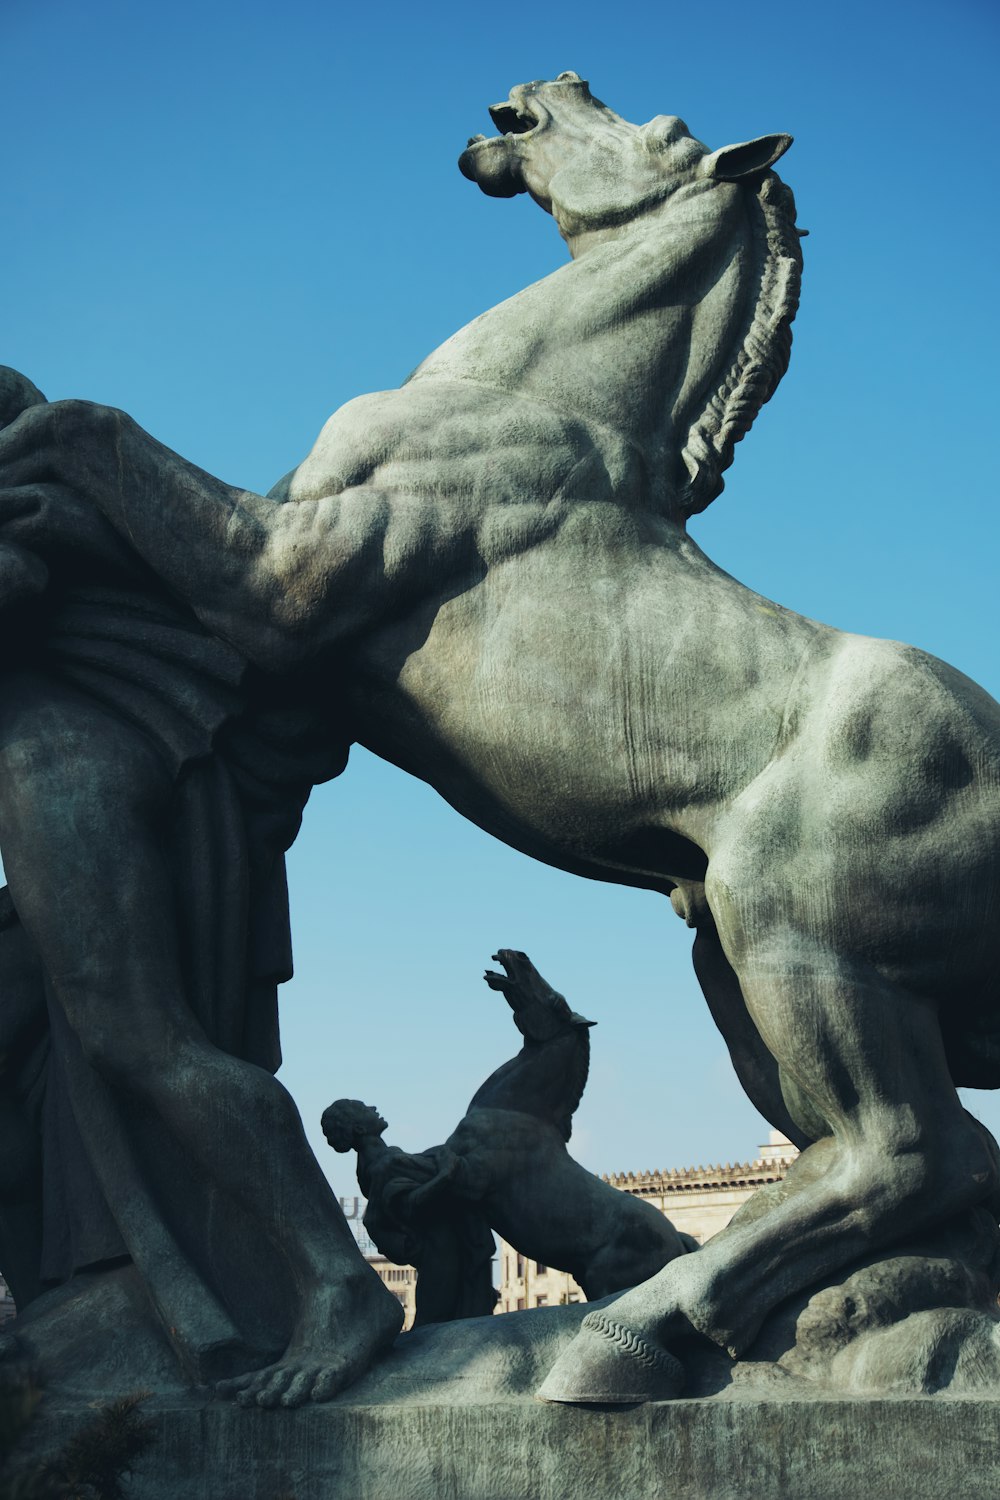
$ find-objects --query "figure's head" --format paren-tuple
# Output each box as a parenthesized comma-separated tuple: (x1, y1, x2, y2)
(459, 72, 791, 247)
(321, 1099, 388, 1153)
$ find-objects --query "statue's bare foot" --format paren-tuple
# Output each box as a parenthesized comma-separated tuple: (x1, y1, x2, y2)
(216, 1272, 402, 1409)
(537, 1306, 687, 1406)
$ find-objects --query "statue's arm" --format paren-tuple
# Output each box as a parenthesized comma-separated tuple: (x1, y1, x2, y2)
(400, 1150, 466, 1216)
(0, 399, 473, 669)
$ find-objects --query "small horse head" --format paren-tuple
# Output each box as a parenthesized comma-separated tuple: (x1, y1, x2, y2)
(322, 1098, 388, 1153)
(485, 949, 595, 1043)
(459, 72, 791, 248)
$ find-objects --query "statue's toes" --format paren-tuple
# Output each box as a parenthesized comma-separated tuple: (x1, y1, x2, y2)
(254, 1367, 298, 1408)
(279, 1368, 323, 1408)
(215, 1371, 255, 1399)
(309, 1366, 345, 1403)
(537, 1311, 685, 1405)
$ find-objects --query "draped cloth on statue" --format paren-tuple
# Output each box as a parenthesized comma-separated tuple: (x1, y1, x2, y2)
(8, 575, 347, 1377)
(359, 1145, 498, 1326)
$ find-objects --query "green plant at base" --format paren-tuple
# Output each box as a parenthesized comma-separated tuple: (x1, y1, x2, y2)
(1, 1378, 154, 1500)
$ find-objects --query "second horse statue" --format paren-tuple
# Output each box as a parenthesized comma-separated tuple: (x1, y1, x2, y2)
(324, 951, 693, 1324)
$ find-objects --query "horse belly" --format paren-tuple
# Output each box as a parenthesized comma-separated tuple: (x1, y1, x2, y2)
(353, 563, 698, 877)
(444, 1113, 599, 1263)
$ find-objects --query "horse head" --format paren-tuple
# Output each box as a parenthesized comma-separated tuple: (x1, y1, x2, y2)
(471, 951, 595, 1139)
(459, 72, 792, 252)
(484, 950, 595, 1044)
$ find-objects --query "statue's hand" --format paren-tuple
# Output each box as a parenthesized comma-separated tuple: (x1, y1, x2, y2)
(0, 396, 287, 666)
(0, 385, 135, 598)
(0, 395, 130, 514)
(404, 1146, 465, 1214)
(0, 395, 104, 481)
(0, 475, 138, 585)
(0, 397, 138, 578)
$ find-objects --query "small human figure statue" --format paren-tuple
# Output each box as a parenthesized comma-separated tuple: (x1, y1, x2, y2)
(321, 1102, 499, 1327)
(324, 950, 694, 1321)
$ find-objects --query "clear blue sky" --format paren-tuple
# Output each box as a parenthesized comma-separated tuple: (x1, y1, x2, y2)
(4, 1, 999, 1197)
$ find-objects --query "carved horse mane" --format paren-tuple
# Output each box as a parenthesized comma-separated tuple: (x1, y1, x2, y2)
(680, 172, 803, 518)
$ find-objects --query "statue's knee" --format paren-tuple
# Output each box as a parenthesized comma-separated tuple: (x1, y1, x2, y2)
(76, 1025, 139, 1083)
(70, 1005, 163, 1086)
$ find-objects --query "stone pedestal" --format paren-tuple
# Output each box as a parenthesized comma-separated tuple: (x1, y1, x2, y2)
(30, 1393, 999, 1500)
(8, 1271, 999, 1498)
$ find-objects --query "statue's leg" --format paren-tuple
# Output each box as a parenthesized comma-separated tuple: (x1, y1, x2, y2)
(0, 672, 401, 1405)
(539, 934, 997, 1403)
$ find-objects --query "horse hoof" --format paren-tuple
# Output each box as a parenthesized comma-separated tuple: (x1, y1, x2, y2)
(537, 1310, 685, 1405)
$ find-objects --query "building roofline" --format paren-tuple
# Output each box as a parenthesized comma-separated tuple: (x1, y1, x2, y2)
(603, 1151, 795, 1194)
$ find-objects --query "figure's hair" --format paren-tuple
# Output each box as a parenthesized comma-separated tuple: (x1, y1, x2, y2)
(678, 173, 803, 518)
(321, 1098, 385, 1153)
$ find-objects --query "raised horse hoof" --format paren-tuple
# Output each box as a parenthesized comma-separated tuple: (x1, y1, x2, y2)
(537, 1310, 685, 1405)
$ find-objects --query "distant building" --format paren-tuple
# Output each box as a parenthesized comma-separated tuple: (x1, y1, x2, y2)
(0, 1273, 15, 1327)
(605, 1129, 799, 1245)
(496, 1132, 798, 1311)
(367, 1254, 419, 1330)
(339, 1196, 421, 1331)
(495, 1247, 583, 1314)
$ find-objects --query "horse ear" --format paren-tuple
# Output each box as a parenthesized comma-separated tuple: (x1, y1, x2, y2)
(701, 133, 793, 181)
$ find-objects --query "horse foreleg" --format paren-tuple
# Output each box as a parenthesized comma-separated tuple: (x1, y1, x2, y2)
(539, 945, 999, 1403)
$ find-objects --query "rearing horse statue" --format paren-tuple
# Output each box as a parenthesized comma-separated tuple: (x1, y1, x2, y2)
(0, 71, 999, 1406)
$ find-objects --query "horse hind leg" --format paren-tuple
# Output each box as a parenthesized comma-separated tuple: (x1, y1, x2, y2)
(691, 919, 814, 1149)
(539, 942, 999, 1403)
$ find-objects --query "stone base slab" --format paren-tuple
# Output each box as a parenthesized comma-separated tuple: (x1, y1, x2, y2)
(10, 1275, 1000, 1498)
(24, 1394, 998, 1500)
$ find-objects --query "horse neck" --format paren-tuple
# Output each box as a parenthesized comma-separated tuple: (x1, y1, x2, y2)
(467, 1031, 590, 1141)
(409, 179, 755, 512)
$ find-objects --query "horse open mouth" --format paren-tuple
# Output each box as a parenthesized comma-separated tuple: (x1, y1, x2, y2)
(486, 102, 537, 137)
(459, 104, 537, 193)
